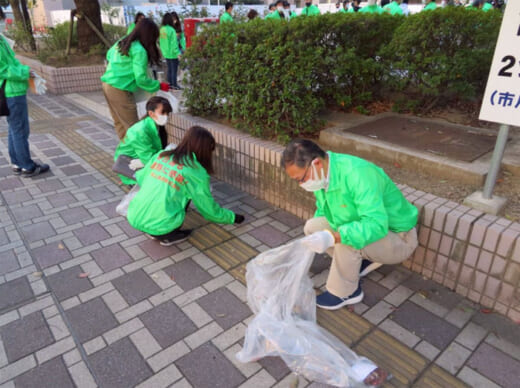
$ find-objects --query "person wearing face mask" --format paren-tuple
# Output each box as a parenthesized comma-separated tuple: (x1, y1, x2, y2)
(359, 0, 384, 13)
(127, 126, 245, 246)
(283, 140, 418, 310)
(300, 1, 320, 16)
(283, 1, 297, 18)
(266, 0, 285, 20)
(114, 96, 171, 186)
(383, 0, 404, 15)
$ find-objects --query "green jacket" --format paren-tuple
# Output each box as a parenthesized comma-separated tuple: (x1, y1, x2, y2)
(101, 41, 160, 93)
(127, 152, 236, 235)
(383, 1, 403, 15)
(127, 22, 136, 35)
(114, 116, 163, 185)
(482, 3, 493, 11)
(0, 34, 30, 98)
(301, 4, 320, 16)
(159, 25, 180, 59)
(313, 152, 418, 250)
(423, 2, 437, 11)
(359, 5, 383, 14)
(179, 32, 186, 52)
(220, 12, 234, 23)
(265, 11, 282, 20)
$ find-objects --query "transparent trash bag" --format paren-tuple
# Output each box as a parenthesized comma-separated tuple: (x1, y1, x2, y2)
(236, 239, 378, 387)
(115, 185, 140, 217)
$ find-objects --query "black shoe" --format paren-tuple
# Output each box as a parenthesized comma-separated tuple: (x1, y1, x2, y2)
(12, 165, 21, 175)
(159, 229, 192, 246)
(360, 259, 382, 277)
(21, 163, 50, 178)
(172, 85, 183, 90)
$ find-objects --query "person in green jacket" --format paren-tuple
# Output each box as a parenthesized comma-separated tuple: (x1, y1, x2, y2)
(422, 0, 437, 11)
(160, 13, 182, 90)
(127, 126, 245, 246)
(101, 18, 163, 140)
(114, 96, 171, 186)
(220, 2, 234, 23)
(283, 140, 418, 310)
(339, 0, 349, 13)
(359, 0, 384, 14)
(0, 9, 49, 177)
(383, 0, 403, 15)
(127, 12, 145, 35)
(300, 1, 320, 16)
(264, 3, 277, 20)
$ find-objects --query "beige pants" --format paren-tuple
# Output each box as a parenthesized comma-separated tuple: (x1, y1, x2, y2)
(304, 217, 418, 298)
(102, 82, 139, 140)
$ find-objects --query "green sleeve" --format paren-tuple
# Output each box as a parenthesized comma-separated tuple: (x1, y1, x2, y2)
(188, 172, 235, 224)
(170, 28, 180, 58)
(338, 168, 389, 249)
(129, 132, 160, 166)
(131, 46, 160, 93)
(180, 33, 186, 51)
(0, 43, 30, 82)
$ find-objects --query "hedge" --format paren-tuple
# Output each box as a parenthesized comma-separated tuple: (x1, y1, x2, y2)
(182, 7, 501, 142)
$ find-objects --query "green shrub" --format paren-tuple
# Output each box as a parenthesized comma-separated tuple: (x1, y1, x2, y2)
(5, 22, 34, 52)
(103, 24, 127, 44)
(381, 7, 501, 109)
(39, 22, 77, 54)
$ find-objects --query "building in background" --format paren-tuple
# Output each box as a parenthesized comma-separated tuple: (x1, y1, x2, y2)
(31, 0, 75, 29)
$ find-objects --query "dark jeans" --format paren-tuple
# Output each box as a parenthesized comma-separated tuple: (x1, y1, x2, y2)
(6, 95, 36, 170)
(166, 58, 179, 88)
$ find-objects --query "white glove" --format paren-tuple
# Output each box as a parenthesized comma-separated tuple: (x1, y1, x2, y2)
(301, 230, 335, 253)
(33, 73, 47, 95)
(129, 159, 144, 171)
(165, 143, 177, 151)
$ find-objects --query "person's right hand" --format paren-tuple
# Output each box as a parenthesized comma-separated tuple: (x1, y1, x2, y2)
(234, 214, 245, 224)
(129, 159, 144, 171)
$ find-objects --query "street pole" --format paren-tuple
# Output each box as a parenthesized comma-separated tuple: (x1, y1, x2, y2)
(482, 124, 510, 199)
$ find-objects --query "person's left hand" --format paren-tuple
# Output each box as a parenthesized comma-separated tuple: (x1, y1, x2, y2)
(301, 230, 335, 253)
(129, 159, 144, 171)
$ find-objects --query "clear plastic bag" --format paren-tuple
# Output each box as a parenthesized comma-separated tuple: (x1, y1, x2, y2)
(115, 185, 140, 217)
(236, 239, 378, 387)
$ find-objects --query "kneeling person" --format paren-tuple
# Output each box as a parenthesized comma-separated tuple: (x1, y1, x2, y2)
(114, 96, 171, 185)
(283, 140, 418, 310)
(127, 126, 244, 246)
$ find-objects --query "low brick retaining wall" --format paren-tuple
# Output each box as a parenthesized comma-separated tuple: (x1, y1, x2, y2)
(17, 55, 105, 95)
(167, 113, 520, 322)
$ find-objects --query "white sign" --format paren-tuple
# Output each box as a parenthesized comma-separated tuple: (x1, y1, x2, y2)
(479, 1, 520, 126)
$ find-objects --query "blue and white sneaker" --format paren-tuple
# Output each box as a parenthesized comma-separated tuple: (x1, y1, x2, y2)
(360, 259, 382, 277)
(316, 285, 364, 310)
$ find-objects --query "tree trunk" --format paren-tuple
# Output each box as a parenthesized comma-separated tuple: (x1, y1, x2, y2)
(73, 0, 104, 53)
(9, 0, 36, 51)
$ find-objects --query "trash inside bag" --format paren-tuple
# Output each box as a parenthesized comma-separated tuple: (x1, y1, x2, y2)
(115, 185, 140, 217)
(236, 239, 378, 387)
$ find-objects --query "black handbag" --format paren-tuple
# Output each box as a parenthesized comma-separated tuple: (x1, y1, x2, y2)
(0, 80, 9, 117)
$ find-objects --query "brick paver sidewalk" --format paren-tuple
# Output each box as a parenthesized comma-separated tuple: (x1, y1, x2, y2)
(0, 94, 518, 388)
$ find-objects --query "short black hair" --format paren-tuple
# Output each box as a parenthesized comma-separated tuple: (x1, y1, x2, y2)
(146, 96, 172, 115)
(225, 2, 233, 11)
(281, 139, 326, 169)
(275, 0, 283, 5)
(0, 7, 5, 21)
(134, 12, 145, 24)
(283, 1, 290, 7)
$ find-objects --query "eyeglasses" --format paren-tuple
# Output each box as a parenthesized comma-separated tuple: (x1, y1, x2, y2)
(298, 162, 312, 184)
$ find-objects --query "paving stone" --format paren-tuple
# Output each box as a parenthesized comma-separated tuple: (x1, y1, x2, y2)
(72, 174, 99, 188)
(130, 328, 162, 359)
(11, 205, 43, 222)
(309, 253, 331, 275)
(0, 177, 23, 190)
(59, 207, 92, 225)
(69, 361, 98, 388)
(73, 224, 111, 246)
(390, 301, 460, 350)
(89, 337, 152, 388)
(240, 196, 270, 210)
(258, 356, 291, 380)
(197, 288, 251, 330)
(117, 220, 142, 238)
(36, 178, 65, 193)
(379, 319, 421, 348)
(0, 250, 20, 275)
(467, 342, 520, 388)
(415, 340, 440, 361)
(0, 311, 54, 363)
(140, 301, 197, 348)
(50, 156, 75, 166)
(112, 269, 161, 305)
(471, 309, 520, 348)
(91, 244, 132, 272)
(176, 342, 245, 388)
(60, 164, 87, 176)
(46, 265, 93, 301)
(48, 192, 77, 207)
(2, 189, 32, 205)
(0, 228, 9, 246)
(269, 210, 304, 229)
(0, 276, 33, 311)
(248, 224, 291, 248)
(139, 239, 180, 261)
(457, 366, 501, 388)
(362, 278, 391, 307)
(436, 342, 472, 374)
(103, 317, 144, 345)
(403, 272, 463, 310)
(31, 241, 72, 268)
(42, 147, 65, 157)
(84, 187, 114, 202)
(97, 201, 120, 219)
(20, 221, 56, 242)
(455, 322, 487, 350)
(66, 297, 118, 343)
(163, 258, 212, 292)
(14, 356, 74, 388)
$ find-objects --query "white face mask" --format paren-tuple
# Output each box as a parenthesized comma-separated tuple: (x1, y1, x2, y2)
(153, 114, 168, 126)
(300, 163, 327, 192)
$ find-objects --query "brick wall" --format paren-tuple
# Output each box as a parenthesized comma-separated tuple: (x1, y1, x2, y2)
(17, 55, 105, 95)
(167, 113, 520, 322)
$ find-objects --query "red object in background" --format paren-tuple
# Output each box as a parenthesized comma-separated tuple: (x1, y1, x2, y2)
(183, 18, 219, 48)
(160, 82, 170, 91)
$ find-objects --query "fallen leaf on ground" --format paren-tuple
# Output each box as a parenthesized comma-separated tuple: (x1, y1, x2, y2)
(418, 290, 429, 299)
(216, 313, 227, 318)
(58, 243, 64, 249)
(480, 308, 493, 314)
(170, 275, 175, 281)
(151, 273, 159, 279)
(78, 273, 89, 278)
(393, 162, 402, 168)
(33, 271, 43, 278)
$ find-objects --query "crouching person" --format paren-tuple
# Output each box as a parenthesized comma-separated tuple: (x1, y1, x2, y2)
(282, 139, 418, 310)
(127, 126, 244, 246)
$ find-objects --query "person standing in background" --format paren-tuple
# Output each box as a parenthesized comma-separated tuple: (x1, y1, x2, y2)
(127, 12, 145, 35)
(300, 1, 321, 16)
(220, 2, 234, 23)
(101, 18, 163, 140)
(400, 0, 410, 15)
(359, 0, 383, 13)
(422, 0, 437, 11)
(159, 13, 182, 90)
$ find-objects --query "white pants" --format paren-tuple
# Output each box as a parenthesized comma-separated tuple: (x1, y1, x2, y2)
(304, 217, 418, 298)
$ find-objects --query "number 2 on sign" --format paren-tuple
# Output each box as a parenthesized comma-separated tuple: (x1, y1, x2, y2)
(498, 55, 518, 77)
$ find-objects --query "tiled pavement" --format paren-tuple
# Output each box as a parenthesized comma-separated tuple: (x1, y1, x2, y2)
(0, 94, 519, 388)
